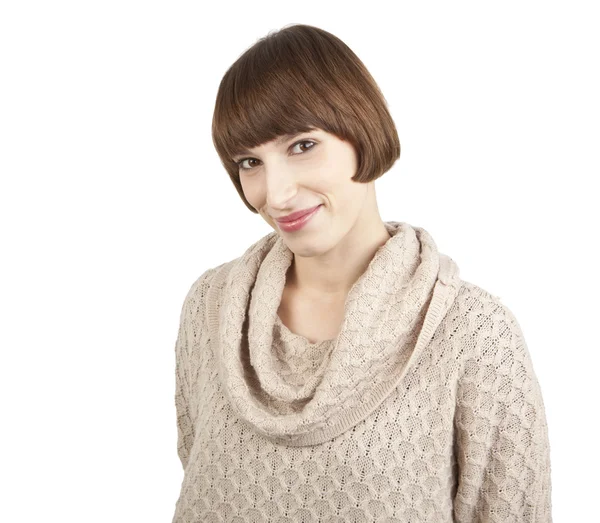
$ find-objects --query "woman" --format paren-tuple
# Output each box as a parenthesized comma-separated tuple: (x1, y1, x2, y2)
(172, 24, 552, 522)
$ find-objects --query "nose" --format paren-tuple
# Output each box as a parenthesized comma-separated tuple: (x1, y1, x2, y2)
(264, 161, 298, 211)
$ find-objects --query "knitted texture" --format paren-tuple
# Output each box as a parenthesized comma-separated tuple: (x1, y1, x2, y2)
(172, 222, 552, 522)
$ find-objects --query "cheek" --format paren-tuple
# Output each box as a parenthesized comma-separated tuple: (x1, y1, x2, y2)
(336, 184, 366, 213)
(241, 179, 260, 204)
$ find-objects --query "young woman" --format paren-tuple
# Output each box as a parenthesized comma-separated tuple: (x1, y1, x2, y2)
(172, 23, 552, 522)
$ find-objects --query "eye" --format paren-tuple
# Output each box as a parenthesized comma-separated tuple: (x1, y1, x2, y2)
(235, 139, 317, 172)
(290, 139, 316, 155)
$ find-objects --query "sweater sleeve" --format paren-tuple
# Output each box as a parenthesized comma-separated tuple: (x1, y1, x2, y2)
(173, 268, 215, 471)
(453, 300, 553, 522)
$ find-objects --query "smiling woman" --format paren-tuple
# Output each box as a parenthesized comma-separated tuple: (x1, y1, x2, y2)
(171, 23, 553, 523)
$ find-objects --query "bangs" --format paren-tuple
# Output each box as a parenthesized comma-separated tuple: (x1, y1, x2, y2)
(212, 36, 352, 163)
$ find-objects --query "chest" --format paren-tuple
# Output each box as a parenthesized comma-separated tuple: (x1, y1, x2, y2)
(277, 285, 346, 344)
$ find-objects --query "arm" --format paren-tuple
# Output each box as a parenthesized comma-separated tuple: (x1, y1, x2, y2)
(453, 300, 553, 522)
(174, 287, 195, 471)
(173, 268, 215, 471)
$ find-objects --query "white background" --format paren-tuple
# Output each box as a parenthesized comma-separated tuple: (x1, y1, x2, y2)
(1, 1, 597, 521)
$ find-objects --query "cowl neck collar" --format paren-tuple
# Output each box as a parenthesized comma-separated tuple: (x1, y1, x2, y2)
(209, 221, 461, 446)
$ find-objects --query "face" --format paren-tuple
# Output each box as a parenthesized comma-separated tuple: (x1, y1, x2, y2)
(233, 128, 372, 256)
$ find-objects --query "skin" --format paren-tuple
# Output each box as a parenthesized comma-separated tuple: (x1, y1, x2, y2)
(233, 127, 392, 303)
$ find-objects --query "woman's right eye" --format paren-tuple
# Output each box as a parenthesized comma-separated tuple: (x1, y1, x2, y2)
(236, 158, 257, 171)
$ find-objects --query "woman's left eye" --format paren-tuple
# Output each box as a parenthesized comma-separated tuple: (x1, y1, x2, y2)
(291, 139, 316, 154)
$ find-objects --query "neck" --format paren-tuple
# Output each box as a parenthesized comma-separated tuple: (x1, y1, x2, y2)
(286, 218, 392, 300)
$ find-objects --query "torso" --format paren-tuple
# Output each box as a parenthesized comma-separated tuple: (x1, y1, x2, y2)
(277, 284, 347, 344)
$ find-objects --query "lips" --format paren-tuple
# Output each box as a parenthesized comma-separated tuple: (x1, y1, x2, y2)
(275, 205, 322, 223)
(276, 205, 321, 232)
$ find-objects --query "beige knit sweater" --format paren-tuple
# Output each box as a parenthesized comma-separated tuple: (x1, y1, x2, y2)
(171, 221, 552, 522)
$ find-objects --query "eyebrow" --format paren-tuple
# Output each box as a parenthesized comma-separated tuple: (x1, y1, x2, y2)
(232, 132, 306, 160)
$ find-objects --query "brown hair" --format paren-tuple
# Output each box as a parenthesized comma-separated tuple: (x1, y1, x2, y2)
(211, 23, 400, 214)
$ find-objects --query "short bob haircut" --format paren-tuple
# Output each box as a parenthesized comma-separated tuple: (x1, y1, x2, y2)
(212, 23, 400, 214)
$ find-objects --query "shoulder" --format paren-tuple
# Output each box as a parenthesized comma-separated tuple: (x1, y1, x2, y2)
(449, 280, 540, 390)
(450, 279, 531, 361)
(181, 260, 234, 317)
(182, 232, 277, 307)
(453, 279, 522, 330)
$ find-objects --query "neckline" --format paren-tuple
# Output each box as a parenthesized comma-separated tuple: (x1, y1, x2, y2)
(209, 220, 463, 445)
(274, 312, 335, 346)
